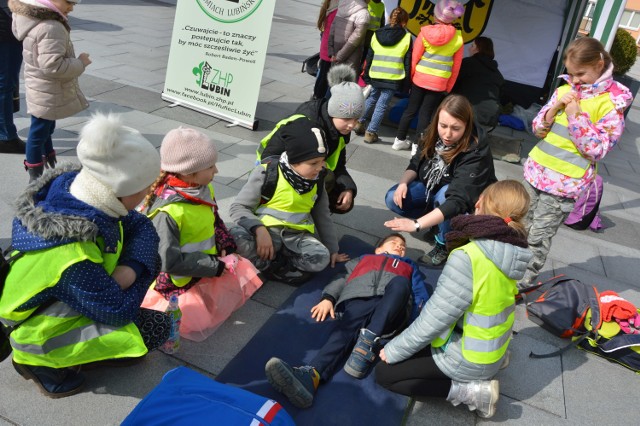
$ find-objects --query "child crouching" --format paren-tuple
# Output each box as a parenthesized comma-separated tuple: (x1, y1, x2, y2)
(140, 127, 262, 342)
(229, 119, 348, 285)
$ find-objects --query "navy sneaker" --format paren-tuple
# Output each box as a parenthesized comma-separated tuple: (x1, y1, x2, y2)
(13, 360, 85, 398)
(419, 242, 448, 267)
(265, 357, 319, 408)
(264, 258, 312, 286)
(344, 328, 378, 379)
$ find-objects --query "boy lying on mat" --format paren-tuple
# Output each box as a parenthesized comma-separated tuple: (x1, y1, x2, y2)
(265, 233, 429, 408)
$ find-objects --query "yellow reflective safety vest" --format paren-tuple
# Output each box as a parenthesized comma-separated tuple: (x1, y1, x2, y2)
(431, 242, 517, 364)
(367, 1, 385, 31)
(256, 114, 344, 173)
(369, 32, 411, 81)
(415, 29, 463, 80)
(256, 114, 306, 163)
(0, 224, 148, 368)
(148, 184, 218, 286)
(528, 84, 613, 178)
(254, 164, 318, 233)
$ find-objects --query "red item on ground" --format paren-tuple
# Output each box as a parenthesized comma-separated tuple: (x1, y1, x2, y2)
(599, 290, 638, 322)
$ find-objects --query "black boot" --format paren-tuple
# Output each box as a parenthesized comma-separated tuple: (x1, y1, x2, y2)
(25, 161, 45, 183)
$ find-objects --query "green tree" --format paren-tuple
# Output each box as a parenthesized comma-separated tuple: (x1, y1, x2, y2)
(611, 28, 637, 76)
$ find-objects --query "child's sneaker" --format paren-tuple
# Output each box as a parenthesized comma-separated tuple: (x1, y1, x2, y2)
(446, 379, 500, 419)
(265, 357, 319, 408)
(411, 143, 419, 156)
(344, 328, 378, 379)
(419, 242, 448, 267)
(363, 131, 379, 144)
(392, 137, 411, 151)
(353, 121, 366, 136)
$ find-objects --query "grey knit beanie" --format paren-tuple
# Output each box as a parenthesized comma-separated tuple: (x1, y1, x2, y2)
(160, 127, 218, 175)
(327, 82, 365, 119)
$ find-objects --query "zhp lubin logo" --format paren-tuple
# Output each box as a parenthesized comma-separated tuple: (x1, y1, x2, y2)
(193, 61, 233, 97)
(196, 0, 264, 23)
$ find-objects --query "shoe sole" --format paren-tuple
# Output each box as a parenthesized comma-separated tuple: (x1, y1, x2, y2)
(343, 361, 367, 379)
(265, 358, 313, 408)
(392, 144, 411, 151)
(13, 360, 84, 399)
(476, 379, 500, 419)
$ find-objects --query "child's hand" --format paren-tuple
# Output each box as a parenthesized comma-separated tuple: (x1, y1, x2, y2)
(311, 299, 335, 322)
(79, 53, 92, 67)
(379, 348, 388, 363)
(222, 254, 239, 275)
(255, 227, 274, 261)
(111, 265, 136, 290)
(330, 252, 350, 267)
(335, 190, 354, 211)
(564, 99, 581, 117)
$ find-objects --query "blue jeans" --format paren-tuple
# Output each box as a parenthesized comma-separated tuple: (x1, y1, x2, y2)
(385, 181, 451, 244)
(0, 40, 23, 141)
(360, 87, 394, 133)
(26, 116, 55, 165)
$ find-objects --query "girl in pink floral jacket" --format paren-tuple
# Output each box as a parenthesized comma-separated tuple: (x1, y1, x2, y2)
(520, 37, 633, 289)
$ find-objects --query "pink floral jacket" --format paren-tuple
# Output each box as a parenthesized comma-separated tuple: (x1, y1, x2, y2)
(523, 65, 633, 199)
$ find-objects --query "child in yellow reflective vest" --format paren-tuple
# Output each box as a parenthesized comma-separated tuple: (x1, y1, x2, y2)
(140, 127, 262, 342)
(229, 119, 348, 285)
(377, 180, 533, 419)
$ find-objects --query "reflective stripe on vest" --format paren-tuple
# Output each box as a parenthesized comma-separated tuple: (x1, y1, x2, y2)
(325, 136, 345, 171)
(528, 84, 613, 178)
(432, 242, 517, 365)
(10, 301, 146, 368)
(254, 165, 317, 233)
(415, 30, 463, 79)
(367, 2, 385, 30)
(369, 32, 411, 81)
(256, 114, 307, 163)
(148, 184, 218, 286)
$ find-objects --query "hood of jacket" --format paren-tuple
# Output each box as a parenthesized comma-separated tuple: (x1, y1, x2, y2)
(472, 53, 499, 72)
(12, 163, 122, 252)
(9, 0, 69, 40)
(374, 25, 408, 46)
(474, 238, 532, 281)
(337, 0, 368, 17)
(419, 23, 457, 47)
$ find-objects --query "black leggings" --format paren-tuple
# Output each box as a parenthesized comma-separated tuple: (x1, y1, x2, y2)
(375, 347, 451, 398)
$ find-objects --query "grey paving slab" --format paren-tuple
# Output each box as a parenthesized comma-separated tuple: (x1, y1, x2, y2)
(92, 85, 168, 113)
(78, 74, 126, 97)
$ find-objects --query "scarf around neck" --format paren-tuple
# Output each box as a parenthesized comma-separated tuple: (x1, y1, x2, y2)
(156, 174, 216, 207)
(422, 139, 456, 199)
(278, 152, 321, 195)
(445, 214, 528, 252)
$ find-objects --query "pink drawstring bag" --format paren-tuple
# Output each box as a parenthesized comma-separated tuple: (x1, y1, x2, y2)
(142, 256, 263, 342)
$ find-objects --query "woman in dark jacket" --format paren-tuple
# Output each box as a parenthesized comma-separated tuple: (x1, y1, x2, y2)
(384, 94, 496, 266)
(0, 0, 24, 153)
(451, 37, 504, 127)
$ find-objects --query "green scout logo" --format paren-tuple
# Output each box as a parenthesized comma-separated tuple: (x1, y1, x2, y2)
(399, 0, 494, 43)
(193, 61, 233, 96)
(196, 0, 264, 23)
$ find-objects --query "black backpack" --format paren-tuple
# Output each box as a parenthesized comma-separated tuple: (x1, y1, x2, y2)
(524, 275, 640, 372)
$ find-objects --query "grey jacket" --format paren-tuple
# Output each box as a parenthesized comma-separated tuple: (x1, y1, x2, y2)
(229, 164, 339, 254)
(328, 0, 369, 70)
(383, 238, 532, 382)
(10, 0, 88, 120)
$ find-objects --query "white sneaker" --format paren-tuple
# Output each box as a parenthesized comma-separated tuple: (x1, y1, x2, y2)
(392, 138, 411, 151)
(411, 143, 418, 156)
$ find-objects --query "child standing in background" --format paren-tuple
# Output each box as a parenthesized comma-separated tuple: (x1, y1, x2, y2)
(328, 0, 370, 74)
(377, 180, 533, 419)
(355, 6, 410, 144)
(313, 0, 339, 99)
(9, 0, 91, 181)
(141, 128, 262, 342)
(519, 37, 633, 289)
(393, 0, 464, 152)
(359, 0, 385, 70)
(230, 119, 348, 285)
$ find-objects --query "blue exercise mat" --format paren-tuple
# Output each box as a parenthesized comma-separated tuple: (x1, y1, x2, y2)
(216, 235, 442, 426)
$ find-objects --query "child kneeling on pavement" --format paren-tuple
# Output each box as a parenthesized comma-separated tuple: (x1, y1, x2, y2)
(229, 119, 348, 285)
(265, 233, 429, 408)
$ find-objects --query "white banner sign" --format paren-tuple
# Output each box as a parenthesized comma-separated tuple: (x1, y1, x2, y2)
(162, 0, 276, 130)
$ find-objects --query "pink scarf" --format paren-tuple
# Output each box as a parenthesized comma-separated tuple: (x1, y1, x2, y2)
(22, 0, 68, 21)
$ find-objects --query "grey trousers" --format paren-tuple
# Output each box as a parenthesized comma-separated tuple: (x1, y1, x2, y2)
(520, 182, 575, 288)
(229, 225, 330, 272)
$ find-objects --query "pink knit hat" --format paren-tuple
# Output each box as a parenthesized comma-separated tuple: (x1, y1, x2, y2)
(160, 127, 218, 175)
(434, 0, 464, 24)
